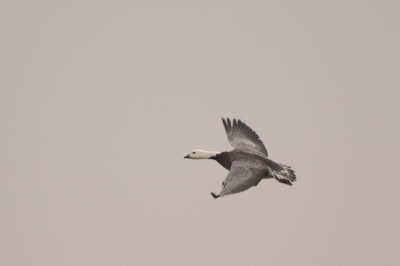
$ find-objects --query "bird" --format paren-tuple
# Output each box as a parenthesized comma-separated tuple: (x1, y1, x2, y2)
(184, 118, 296, 198)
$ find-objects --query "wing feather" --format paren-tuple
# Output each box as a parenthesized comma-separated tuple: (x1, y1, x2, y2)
(222, 118, 268, 156)
(214, 161, 265, 197)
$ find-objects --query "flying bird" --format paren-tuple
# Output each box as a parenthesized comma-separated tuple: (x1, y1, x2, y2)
(184, 118, 296, 198)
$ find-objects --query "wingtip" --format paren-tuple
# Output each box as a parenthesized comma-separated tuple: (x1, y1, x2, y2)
(211, 192, 220, 199)
(222, 117, 230, 132)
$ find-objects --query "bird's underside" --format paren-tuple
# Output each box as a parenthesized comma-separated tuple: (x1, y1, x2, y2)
(211, 150, 296, 198)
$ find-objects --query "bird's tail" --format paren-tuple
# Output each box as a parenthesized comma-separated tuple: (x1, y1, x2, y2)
(273, 163, 296, 185)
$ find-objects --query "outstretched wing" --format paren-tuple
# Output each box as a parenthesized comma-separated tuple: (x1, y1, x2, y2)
(211, 161, 266, 198)
(222, 118, 268, 156)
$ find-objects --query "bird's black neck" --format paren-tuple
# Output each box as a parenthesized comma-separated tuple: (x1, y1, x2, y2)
(213, 151, 231, 170)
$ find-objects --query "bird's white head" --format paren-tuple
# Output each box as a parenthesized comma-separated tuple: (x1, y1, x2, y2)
(184, 149, 219, 159)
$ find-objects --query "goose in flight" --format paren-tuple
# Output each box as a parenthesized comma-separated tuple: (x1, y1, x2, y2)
(184, 118, 296, 198)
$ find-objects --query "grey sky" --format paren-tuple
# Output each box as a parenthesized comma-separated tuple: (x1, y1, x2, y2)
(1, 1, 399, 265)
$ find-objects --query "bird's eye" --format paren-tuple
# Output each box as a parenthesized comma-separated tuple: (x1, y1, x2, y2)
(192, 152, 196, 154)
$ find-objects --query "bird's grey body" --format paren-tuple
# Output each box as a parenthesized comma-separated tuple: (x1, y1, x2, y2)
(184, 118, 296, 198)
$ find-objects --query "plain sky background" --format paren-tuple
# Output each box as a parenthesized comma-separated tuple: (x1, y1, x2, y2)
(1, 1, 399, 265)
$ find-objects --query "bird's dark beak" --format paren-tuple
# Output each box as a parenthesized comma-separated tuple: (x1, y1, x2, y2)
(184, 154, 190, 159)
